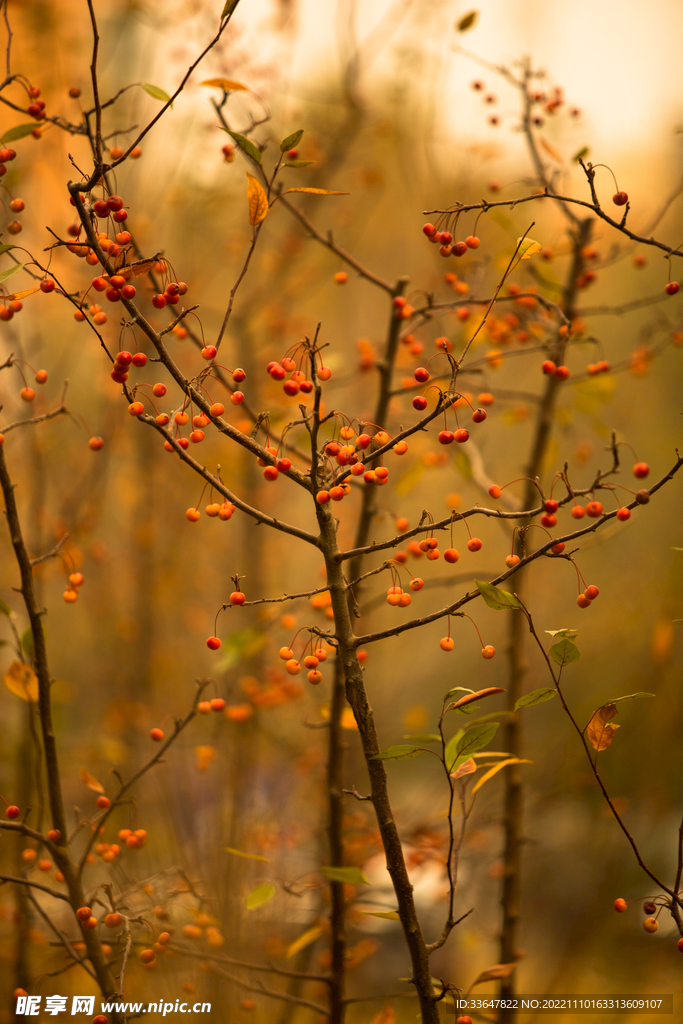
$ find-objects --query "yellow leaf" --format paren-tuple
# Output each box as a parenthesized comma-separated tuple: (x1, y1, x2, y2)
(3, 660, 38, 702)
(371, 1006, 395, 1024)
(246, 173, 268, 226)
(364, 910, 400, 920)
(224, 846, 270, 863)
(5, 287, 40, 301)
(516, 236, 543, 260)
(540, 137, 564, 162)
(200, 78, 248, 91)
(79, 768, 105, 794)
(281, 188, 349, 196)
(452, 757, 477, 780)
(341, 708, 357, 730)
(286, 924, 324, 959)
(471, 758, 532, 796)
(587, 704, 620, 752)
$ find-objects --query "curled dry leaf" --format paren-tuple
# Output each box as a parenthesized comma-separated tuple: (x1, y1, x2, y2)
(246, 173, 268, 226)
(451, 686, 506, 710)
(3, 660, 39, 702)
(79, 767, 105, 794)
(587, 703, 620, 752)
(281, 188, 349, 196)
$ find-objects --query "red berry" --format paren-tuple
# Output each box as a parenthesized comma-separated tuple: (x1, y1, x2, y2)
(6, 805, 20, 819)
(544, 499, 559, 513)
(577, 594, 592, 609)
(555, 365, 570, 380)
(571, 505, 586, 519)
(40, 279, 55, 293)
(96, 795, 111, 809)
(467, 538, 482, 552)
(585, 501, 603, 517)
(438, 430, 454, 445)
(201, 346, 217, 360)
(488, 485, 501, 499)
(412, 395, 428, 411)
(612, 192, 628, 206)
(465, 236, 480, 249)
(542, 360, 556, 375)
(89, 437, 104, 450)
(422, 223, 436, 237)
(414, 367, 429, 383)
(230, 592, 246, 606)
(585, 585, 599, 600)
(505, 554, 521, 567)
(150, 728, 164, 742)
(471, 408, 487, 423)
(454, 428, 469, 443)
(481, 645, 495, 659)
(131, 352, 147, 367)
(633, 462, 649, 478)
(665, 281, 680, 296)
(616, 507, 631, 521)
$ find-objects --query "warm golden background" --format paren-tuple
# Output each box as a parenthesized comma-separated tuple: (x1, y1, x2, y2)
(1, 0, 682, 1021)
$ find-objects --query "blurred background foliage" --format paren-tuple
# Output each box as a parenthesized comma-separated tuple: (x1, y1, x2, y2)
(0, 0, 682, 1020)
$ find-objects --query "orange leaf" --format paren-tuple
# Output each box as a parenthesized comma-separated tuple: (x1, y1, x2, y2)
(79, 768, 105, 794)
(451, 687, 506, 710)
(540, 137, 564, 162)
(452, 757, 477, 780)
(587, 703, 620, 752)
(200, 78, 248, 92)
(471, 962, 517, 987)
(281, 188, 349, 196)
(3, 660, 38, 702)
(371, 1006, 395, 1024)
(246, 173, 268, 226)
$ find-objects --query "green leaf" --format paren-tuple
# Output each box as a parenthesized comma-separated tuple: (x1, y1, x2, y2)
(21, 627, 34, 660)
(284, 160, 315, 168)
(0, 244, 15, 256)
(454, 723, 499, 759)
(607, 692, 655, 704)
(0, 598, 11, 616)
(456, 10, 478, 31)
(545, 628, 578, 639)
(280, 129, 304, 153)
(475, 579, 521, 611)
(444, 729, 465, 771)
(403, 734, 441, 744)
(222, 128, 262, 164)
(372, 744, 426, 761)
(514, 688, 557, 710)
(572, 146, 590, 163)
(320, 865, 369, 885)
(245, 883, 276, 910)
(0, 263, 23, 285)
(1, 123, 37, 144)
(217, 627, 265, 670)
(549, 638, 580, 667)
(221, 0, 240, 16)
(142, 83, 172, 104)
